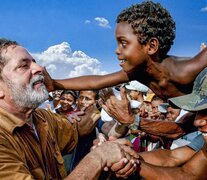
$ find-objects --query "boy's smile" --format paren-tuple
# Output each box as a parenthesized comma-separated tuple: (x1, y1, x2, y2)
(115, 22, 149, 72)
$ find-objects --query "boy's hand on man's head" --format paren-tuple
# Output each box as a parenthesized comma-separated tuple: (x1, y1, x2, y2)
(42, 67, 55, 92)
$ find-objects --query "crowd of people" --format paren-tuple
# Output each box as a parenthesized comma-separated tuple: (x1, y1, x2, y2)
(0, 1, 207, 179)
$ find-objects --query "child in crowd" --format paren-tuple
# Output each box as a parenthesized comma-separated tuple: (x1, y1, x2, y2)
(44, 1, 207, 102)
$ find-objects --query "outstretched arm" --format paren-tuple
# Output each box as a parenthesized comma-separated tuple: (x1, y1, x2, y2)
(44, 68, 129, 92)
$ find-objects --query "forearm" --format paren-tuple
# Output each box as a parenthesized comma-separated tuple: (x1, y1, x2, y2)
(53, 70, 128, 91)
(139, 161, 192, 180)
(139, 149, 174, 167)
(139, 118, 185, 139)
(108, 121, 128, 138)
(66, 151, 103, 180)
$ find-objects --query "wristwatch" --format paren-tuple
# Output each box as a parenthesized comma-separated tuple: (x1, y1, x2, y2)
(128, 114, 140, 131)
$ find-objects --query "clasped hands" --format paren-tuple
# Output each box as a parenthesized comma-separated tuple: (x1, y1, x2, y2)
(92, 135, 140, 179)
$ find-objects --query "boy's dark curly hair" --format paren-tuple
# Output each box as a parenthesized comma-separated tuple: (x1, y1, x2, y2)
(116, 1, 176, 59)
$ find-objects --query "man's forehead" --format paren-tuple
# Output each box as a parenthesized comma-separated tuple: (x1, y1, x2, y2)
(2, 45, 32, 60)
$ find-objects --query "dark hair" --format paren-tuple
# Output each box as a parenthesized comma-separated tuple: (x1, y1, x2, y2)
(78, 90, 99, 100)
(116, 1, 175, 59)
(0, 38, 18, 76)
(61, 90, 77, 100)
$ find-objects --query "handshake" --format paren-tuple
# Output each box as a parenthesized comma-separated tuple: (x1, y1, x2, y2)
(90, 135, 141, 179)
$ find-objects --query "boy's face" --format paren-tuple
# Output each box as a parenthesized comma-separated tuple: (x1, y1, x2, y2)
(115, 22, 148, 72)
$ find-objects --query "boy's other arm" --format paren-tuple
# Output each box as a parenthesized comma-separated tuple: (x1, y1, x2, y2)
(171, 48, 207, 84)
(51, 70, 129, 91)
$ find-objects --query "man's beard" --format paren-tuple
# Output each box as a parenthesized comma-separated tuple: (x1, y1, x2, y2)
(4, 75, 48, 109)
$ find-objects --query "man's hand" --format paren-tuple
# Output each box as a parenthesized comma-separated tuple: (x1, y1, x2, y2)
(100, 87, 134, 125)
(93, 138, 138, 166)
(92, 138, 139, 178)
(109, 138, 140, 178)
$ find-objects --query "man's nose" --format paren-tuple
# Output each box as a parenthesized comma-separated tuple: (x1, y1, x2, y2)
(31, 62, 43, 75)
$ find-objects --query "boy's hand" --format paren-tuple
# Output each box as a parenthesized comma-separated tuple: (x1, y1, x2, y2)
(43, 67, 55, 92)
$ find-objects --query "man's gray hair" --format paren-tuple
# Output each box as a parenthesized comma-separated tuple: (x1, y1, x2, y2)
(0, 38, 18, 77)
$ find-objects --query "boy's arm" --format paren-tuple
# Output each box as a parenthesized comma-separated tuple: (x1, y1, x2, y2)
(44, 69, 129, 91)
(172, 48, 207, 85)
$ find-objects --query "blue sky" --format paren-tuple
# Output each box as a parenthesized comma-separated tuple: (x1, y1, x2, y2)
(0, 0, 207, 77)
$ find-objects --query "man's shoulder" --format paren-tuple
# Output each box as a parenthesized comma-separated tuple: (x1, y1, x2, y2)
(34, 108, 70, 127)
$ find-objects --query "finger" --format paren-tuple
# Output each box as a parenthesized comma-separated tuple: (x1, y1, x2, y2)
(114, 138, 134, 148)
(108, 136, 118, 141)
(72, 115, 81, 121)
(116, 162, 137, 179)
(121, 145, 139, 159)
(75, 111, 85, 116)
(120, 87, 128, 101)
(101, 104, 111, 116)
(104, 99, 114, 113)
(80, 106, 87, 112)
(104, 166, 109, 171)
(68, 118, 75, 124)
(110, 158, 128, 172)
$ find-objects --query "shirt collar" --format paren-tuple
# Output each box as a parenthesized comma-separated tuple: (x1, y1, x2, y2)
(0, 107, 29, 134)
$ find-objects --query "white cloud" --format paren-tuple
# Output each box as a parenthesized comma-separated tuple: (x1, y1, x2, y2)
(94, 17, 111, 28)
(32, 42, 108, 79)
(85, 20, 91, 24)
(201, 6, 207, 12)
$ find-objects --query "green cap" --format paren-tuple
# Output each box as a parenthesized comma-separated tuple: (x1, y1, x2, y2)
(168, 68, 207, 111)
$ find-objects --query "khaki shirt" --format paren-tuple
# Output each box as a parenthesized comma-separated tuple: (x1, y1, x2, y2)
(0, 108, 78, 179)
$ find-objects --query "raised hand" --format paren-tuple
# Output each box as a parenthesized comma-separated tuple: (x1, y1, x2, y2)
(100, 87, 134, 125)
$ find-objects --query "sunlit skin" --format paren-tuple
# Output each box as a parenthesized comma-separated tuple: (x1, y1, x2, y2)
(77, 90, 97, 110)
(59, 93, 75, 111)
(0, 45, 44, 120)
(115, 22, 149, 73)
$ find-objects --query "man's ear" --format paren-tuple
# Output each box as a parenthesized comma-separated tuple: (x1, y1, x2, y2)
(147, 38, 159, 55)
